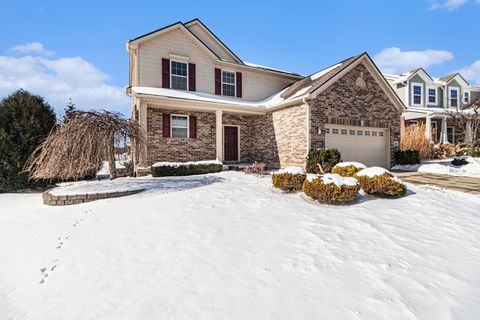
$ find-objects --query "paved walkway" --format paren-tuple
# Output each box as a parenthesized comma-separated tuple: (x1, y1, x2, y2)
(392, 171, 480, 195)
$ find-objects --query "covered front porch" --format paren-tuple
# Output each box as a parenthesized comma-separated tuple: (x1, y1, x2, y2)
(403, 108, 461, 144)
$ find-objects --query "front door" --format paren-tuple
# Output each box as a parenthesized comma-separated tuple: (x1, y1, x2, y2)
(224, 126, 238, 161)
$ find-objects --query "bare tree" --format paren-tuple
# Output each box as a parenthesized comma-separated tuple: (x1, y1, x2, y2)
(446, 99, 480, 156)
(25, 110, 144, 181)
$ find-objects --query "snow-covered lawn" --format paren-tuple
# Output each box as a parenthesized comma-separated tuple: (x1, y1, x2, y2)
(392, 157, 480, 178)
(1, 171, 480, 319)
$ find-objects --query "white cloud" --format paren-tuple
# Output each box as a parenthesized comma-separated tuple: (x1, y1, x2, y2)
(373, 47, 454, 74)
(8, 42, 55, 57)
(458, 60, 480, 85)
(429, 0, 467, 11)
(0, 43, 129, 115)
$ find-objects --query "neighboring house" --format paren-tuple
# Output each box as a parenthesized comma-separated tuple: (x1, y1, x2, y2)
(385, 69, 480, 144)
(126, 19, 405, 170)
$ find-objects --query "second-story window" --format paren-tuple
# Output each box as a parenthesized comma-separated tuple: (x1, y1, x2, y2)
(171, 61, 188, 90)
(411, 82, 423, 106)
(428, 88, 437, 105)
(464, 91, 470, 104)
(450, 88, 458, 108)
(222, 71, 236, 97)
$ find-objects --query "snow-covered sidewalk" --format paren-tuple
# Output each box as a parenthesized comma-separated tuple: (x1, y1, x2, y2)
(1, 171, 480, 319)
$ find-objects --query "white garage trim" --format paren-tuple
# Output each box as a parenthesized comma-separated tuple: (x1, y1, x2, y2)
(325, 124, 390, 168)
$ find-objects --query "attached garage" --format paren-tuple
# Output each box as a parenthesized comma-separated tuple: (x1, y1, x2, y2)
(325, 124, 390, 168)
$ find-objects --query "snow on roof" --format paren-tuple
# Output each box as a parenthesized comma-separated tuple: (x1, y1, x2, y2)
(243, 61, 302, 77)
(131, 86, 303, 109)
(310, 63, 343, 81)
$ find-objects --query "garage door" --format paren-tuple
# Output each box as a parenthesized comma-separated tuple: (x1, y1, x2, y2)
(325, 124, 389, 168)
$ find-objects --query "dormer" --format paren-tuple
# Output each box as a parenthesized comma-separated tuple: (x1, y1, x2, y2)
(438, 73, 470, 109)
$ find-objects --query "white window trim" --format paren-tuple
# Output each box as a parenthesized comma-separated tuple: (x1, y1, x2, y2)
(448, 86, 460, 109)
(221, 69, 236, 97)
(464, 90, 470, 104)
(171, 114, 189, 139)
(411, 82, 424, 107)
(447, 126, 455, 143)
(170, 60, 189, 91)
(427, 87, 437, 106)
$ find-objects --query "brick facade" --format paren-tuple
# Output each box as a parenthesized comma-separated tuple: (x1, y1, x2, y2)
(142, 62, 401, 168)
(146, 107, 216, 164)
(309, 62, 402, 166)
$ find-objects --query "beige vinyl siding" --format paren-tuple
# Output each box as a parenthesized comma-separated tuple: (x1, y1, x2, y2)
(137, 27, 296, 101)
(186, 23, 238, 62)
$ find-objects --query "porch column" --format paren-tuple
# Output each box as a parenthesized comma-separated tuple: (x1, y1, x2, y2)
(440, 116, 449, 144)
(466, 120, 473, 144)
(215, 109, 223, 161)
(425, 115, 432, 140)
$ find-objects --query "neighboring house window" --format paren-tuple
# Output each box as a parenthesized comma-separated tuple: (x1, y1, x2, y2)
(171, 115, 188, 138)
(428, 88, 437, 105)
(464, 91, 470, 104)
(222, 70, 236, 97)
(171, 61, 188, 90)
(449, 87, 459, 108)
(447, 127, 455, 143)
(411, 82, 423, 106)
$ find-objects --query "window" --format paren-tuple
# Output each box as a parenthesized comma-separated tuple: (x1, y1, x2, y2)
(332, 128, 339, 134)
(171, 115, 188, 138)
(341, 129, 347, 135)
(349, 130, 355, 135)
(379, 132, 384, 137)
(222, 70, 236, 97)
(324, 128, 330, 134)
(449, 87, 459, 108)
(357, 130, 363, 136)
(372, 131, 377, 136)
(447, 127, 455, 143)
(365, 131, 370, 136)
(428, 88, 437, 105)
(171, 61, 188, 90)
(411, 82, 423, 106)
(464, 91, 470, 104)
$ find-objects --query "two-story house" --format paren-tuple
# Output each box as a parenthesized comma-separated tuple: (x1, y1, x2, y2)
(385, 69, 480, 144)
(126, 19, 405, 171)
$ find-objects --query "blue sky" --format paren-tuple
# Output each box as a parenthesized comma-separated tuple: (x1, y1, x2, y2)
(1, 0, 479, 115)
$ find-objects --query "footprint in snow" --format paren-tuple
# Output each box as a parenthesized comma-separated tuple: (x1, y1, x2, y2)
(39, 267, 49, 284)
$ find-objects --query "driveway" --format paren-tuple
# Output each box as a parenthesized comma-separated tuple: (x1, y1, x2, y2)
(393, 171, 480, 195)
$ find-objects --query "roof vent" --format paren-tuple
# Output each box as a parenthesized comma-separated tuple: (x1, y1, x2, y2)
(355, 77, 367, 89)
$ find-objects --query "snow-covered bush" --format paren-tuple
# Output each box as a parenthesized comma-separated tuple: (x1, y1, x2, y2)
(302, 174, 360, 204)
(331, 162, 366, 177)
(272, 167, 306, 192)
(306, 148, 341, 173)
(151, 160, 223, 177)
(354, 167, 406, 197)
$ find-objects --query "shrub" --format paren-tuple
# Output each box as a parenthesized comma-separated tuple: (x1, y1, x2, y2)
(400, 123, 432, 159)
(244, 161, 267, 175)
(0, 90, 56, 192)
(331, 162, 366, 177)
(302, 176, 360, 204)
(452, 157, 469, 166)
(354, 172, 406, 197)
(306, 148, 341, 173)
(151, 162, 223, 177)
(394, 150, 420, 165)
(272, 173, 306, 192)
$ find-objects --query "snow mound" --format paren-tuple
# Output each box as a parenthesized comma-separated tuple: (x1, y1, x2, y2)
(334, 161, 367, 169)
(391, 157, 480, 178)
(276, 166, 306, 175)
(356, 167, 391, 178)
(152, 160, 222, 168)
(321, 173, 358, 187)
